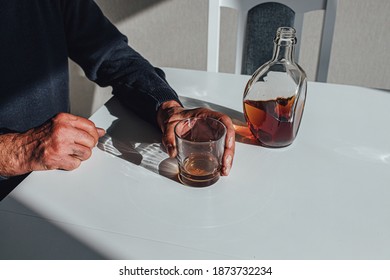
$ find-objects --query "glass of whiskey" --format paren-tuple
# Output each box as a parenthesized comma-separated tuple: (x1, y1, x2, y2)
(174, 117, 226, 187)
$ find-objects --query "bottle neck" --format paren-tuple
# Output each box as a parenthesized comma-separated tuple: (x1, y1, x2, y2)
(272, 43, 295, 62)
(271, 27, 297, 62)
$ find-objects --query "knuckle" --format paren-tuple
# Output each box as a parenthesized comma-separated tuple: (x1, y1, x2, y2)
(219, 114, 232, 124)
(165, 114, 177, 125)
(37, 153, 56, 170)
(57, 112, 67, 118)
(85, 118, 94, 127)
(51, 126, 63, 140)
(49, 137, 63, 154)
(69, 160, 81, 170)
(54, 112, 68, 122)
(50, 121, 68, 139)
(87, 134, 97, 147)
(83, 148, 92, 160)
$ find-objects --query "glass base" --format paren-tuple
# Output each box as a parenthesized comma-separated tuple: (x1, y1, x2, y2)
(178, 173, 220, 187)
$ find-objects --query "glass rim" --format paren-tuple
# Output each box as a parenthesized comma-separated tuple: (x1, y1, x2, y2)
(174, 117, 227, 143)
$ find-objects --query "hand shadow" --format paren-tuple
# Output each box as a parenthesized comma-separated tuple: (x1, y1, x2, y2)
(97, 98, 179, 182)
(97, 96, 260, 183)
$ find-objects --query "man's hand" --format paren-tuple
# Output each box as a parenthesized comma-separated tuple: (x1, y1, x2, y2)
(157, 101, 235, 176)
(0, 113, 105, 177)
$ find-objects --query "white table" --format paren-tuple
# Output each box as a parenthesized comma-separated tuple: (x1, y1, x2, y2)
(1, 68, 390, 259)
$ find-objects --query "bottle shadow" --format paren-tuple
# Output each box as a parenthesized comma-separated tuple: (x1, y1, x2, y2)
(97, 96, 260, 183)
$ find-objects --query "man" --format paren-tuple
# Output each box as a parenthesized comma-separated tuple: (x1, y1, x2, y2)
(0, 1, 235, 185)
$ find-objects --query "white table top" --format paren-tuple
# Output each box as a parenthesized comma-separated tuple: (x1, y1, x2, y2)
(1, 68, 390, 259)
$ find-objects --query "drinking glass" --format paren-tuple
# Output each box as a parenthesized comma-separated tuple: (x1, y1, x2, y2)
(174, 117, 226, 187)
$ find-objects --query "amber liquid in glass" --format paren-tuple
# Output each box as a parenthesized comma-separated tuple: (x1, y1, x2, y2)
(243, 97, 296, 147)
(179, 153, 220, 187)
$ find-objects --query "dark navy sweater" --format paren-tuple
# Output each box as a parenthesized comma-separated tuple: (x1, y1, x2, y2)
(0, 0, 181, 134)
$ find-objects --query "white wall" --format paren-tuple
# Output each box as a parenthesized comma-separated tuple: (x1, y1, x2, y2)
(70, 0, 390, 118)
(328, 0, 390, 89)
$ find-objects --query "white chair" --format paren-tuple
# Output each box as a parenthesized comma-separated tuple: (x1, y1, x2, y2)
(207, 0, 338, 82)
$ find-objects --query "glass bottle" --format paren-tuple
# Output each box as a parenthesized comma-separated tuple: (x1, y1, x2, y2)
(243, 27, 307, 148)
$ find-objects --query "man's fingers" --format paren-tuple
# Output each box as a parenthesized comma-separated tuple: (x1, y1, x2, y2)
(221, 148, 234, 176)
(70, 143, 93, 161)
(214, 115, 235, 176)
(162, 123, 177, 158)
(57, 156, 82, 171)
(97, 127, 106, 138)
(73, 129, 97, 148)
(73, 127, 105, 148)
(60, 113, 101, 144)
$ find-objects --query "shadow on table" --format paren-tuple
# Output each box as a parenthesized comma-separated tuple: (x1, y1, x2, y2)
(0, 174, 29, 201)
(97, 98, 180, 183)
(0, 198, 105, 260)
(97, 96, 260, 182)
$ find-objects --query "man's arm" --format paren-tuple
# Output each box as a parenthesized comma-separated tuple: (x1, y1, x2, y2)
(61, 0, 182, 126)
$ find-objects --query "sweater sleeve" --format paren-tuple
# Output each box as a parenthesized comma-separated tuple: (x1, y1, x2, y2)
(60, 0, 182, 125)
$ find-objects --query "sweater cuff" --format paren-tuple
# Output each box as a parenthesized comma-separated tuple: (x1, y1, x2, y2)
(0, 175, 9, 181)
(150, 87, 183, 111)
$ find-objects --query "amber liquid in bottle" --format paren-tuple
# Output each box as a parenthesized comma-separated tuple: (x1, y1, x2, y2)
(243, 96, 296, 147)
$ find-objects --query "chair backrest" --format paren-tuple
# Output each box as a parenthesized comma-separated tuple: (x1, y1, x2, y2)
(207, 0, 338, 82)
